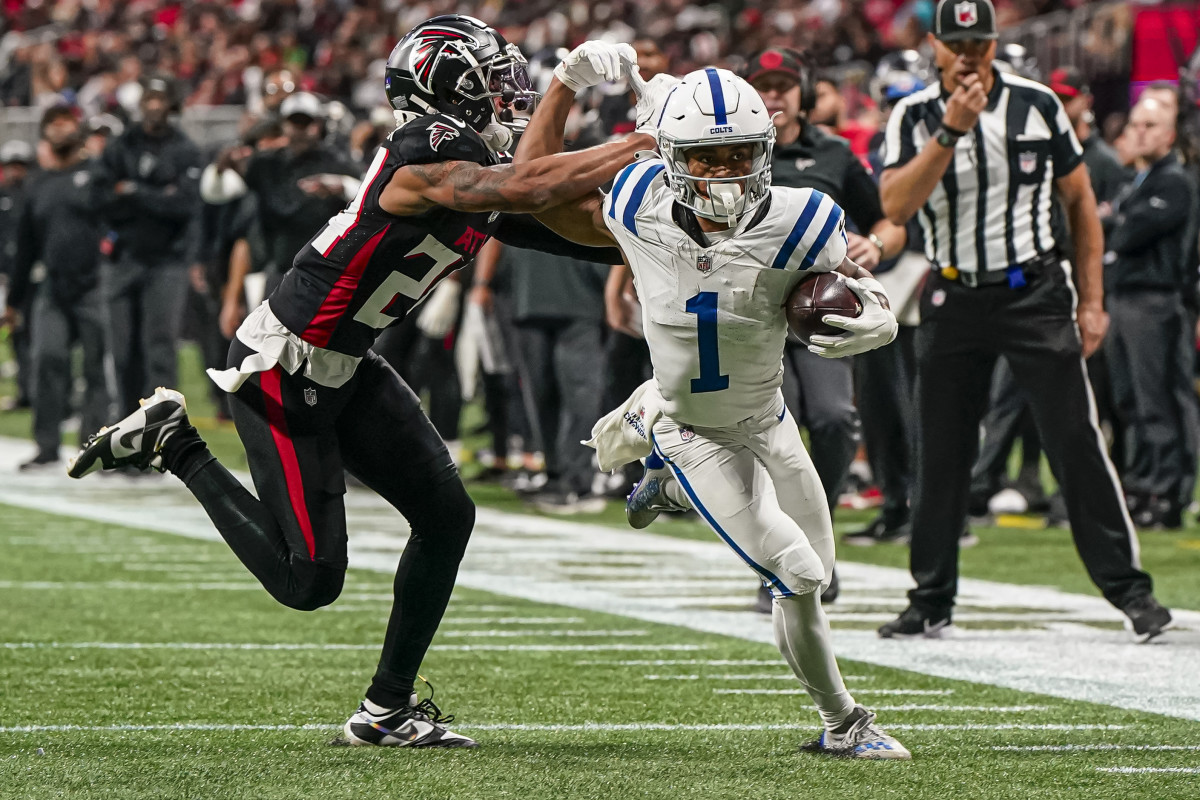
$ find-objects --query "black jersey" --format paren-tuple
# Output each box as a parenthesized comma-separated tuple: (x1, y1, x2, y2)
(270, 114, 504, 359)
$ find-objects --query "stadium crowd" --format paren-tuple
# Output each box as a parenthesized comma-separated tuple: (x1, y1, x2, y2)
(1, 0, 1199, 534)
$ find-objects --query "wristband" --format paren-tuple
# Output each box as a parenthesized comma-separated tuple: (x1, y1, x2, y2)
(939, 122, 968, 137)
(868, 233, 885, 255)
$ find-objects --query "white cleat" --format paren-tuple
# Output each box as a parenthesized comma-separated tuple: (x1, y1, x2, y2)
(67, 387, 188, 478)
(801, 706, 912, 760)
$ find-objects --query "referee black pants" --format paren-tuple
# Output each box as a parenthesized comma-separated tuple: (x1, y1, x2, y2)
(908, 265, 1152, 614)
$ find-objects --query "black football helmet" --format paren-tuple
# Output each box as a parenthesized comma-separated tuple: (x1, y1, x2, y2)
(385, 15, 538, 132)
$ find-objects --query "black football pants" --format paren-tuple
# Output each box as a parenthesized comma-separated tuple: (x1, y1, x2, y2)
(908, 265, 1152, 614)
(179, 342, 475, 708)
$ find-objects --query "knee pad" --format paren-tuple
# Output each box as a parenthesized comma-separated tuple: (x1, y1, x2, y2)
(767, 541, 827, 598)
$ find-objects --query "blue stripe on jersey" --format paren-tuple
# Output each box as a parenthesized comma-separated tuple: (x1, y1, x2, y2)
(608, 163, 640, 221)
(769, 190, 825, 269)
(622, 164, 665, 235)
(705, 68, 727, 125)
(651, 437, 794, 598)
(800, 206, 843, 270)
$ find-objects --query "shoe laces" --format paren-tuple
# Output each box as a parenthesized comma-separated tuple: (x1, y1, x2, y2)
(411, 675, 455, 725)
(834, 707, 878, 745)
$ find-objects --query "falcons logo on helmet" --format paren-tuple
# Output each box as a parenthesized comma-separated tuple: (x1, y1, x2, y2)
(427, 121, 461, 151)
(408, 27, 478, 95)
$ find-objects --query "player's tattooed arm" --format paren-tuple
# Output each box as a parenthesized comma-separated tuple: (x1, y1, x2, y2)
(381, 126, 653, 218)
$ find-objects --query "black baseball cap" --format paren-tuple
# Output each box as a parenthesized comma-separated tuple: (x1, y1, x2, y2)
(1049, 67, 1089, 99)
(743, 48, 804, 85)
(934, 0, 999, 42)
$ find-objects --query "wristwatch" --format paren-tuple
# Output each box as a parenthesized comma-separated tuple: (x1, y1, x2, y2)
(868, 233, 885, 256)
(934, 127, 962, 148)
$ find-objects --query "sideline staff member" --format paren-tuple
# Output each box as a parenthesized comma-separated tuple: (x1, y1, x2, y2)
(876, 0, 1171, 642)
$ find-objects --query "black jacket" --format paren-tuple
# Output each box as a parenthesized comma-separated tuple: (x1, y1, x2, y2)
(93, 124, 203, 266)
(9, 159, 104, 308)
(1106, 152, 1199, 293)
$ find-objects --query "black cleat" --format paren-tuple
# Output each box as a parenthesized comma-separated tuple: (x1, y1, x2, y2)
(1123, 595, 1173, 644)
(878, 605, 953, 639)
(67, 387, 188, 478)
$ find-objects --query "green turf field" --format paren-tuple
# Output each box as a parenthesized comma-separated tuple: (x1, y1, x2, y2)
(2, 505, 1199, 800)
(3, 344, 1200, 798)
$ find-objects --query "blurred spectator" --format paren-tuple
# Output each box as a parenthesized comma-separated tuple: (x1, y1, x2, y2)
(0, 139, 34, 411)
(94, 73, 204, 414)
(199, 92, 361, 299)
(4, 106, 110, 469)
(83, 113, 124, 159)
(1103, 97, 1200, 529)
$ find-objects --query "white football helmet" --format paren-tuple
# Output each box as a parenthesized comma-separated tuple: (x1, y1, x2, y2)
(657, 67, 775, 225)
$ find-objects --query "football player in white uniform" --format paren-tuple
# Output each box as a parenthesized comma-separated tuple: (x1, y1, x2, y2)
(515, 58, 909, 759)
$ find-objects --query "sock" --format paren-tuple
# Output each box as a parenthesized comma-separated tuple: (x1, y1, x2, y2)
(771, 591, 856, 731)
(159, 425, 217, 485)
(645, 451, 665, 470)
(362, 698, 395, 716)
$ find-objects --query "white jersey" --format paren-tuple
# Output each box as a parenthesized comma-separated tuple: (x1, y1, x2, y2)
(603, 157, 848, 428)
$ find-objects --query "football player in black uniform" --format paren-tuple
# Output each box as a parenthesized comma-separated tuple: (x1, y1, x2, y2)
(67, 15, 647, 748)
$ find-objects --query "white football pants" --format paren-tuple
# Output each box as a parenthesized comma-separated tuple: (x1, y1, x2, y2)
(651, 396, 855, 728)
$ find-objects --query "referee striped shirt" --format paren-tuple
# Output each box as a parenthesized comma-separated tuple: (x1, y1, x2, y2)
(882, 69, 1084, 274)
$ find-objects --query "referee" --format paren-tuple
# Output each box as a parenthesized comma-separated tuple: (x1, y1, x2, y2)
(876, 0, 1171, 642)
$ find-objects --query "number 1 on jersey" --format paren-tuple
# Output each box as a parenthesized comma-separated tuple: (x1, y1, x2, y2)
(686, 291, 729, 393)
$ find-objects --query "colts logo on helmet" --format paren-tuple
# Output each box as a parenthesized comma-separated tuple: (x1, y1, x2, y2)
(408, 27, 477, 95)
(427, 121, 460, 151)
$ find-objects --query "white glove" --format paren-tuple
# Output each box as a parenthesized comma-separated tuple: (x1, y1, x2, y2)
(554, 41, 636, 93)
(807, 276, 898, 358)
(416, 279, 462, 339)
(478, 120, 513, 154)
(627, 70, 681, 140)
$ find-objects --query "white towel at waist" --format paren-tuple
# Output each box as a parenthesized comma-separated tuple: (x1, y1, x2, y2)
(583, 378, 666, 472)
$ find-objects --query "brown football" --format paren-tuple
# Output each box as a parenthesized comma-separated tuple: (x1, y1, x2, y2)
(785, 272, 863, 346)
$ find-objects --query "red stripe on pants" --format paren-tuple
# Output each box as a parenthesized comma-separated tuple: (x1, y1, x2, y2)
(260, 366, 317, 560)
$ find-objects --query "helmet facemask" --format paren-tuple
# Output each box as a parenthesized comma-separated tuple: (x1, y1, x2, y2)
(660, 128, 775, 227)
(656, 68, 777, 228)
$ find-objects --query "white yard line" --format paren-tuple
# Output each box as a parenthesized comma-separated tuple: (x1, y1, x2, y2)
(2, 436, 1199, 722)
(438, 629, 649, 638)
(996, 745, 1200, 752)
(643, 674, 797, 681)
(1096, 767, 1200, 774)
(578, 660, 787, 667)
(0, 722, 1130, 734)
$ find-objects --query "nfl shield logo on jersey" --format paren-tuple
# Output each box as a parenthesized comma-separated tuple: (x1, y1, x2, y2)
(955, 1, 978, 26)
(679, 426, 695, 442)
(1019, 152, 1038, 174)
(696, 253, 712, 274)
(304, 387, 318, 407)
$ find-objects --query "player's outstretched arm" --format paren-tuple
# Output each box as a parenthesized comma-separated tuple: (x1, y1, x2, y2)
(380, 41, 651, 221)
